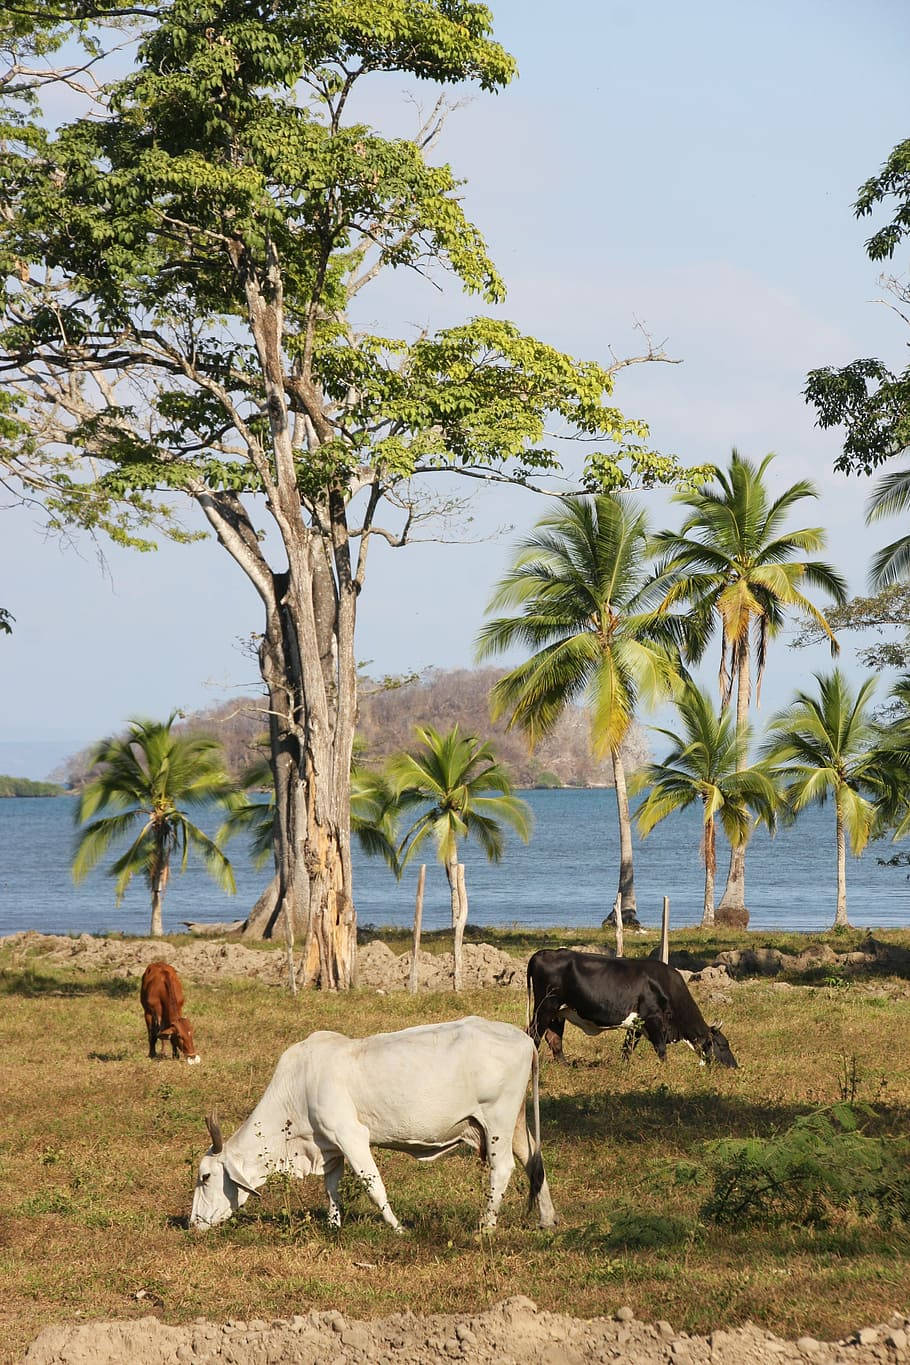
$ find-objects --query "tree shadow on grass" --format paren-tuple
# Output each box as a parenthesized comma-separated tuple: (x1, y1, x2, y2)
(540, 1088, 910, 1147)
(0, 969, 135, 998)
(541, 1089, 806, 1146)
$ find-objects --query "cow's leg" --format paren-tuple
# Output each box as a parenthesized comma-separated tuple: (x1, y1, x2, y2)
(323, 1152, 344, 1229)
(480, 1137, 515, 1232)
(332, 1126, 404, 1234)
(511, 1114, 557, 1228)
(541, 1015, 567, 1063)
(144, 1011, 158, 1059)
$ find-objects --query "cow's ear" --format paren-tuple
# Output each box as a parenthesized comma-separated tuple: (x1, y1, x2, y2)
(223, 1156, 261, 1198)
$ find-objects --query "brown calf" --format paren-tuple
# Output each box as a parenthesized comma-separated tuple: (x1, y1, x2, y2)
(140, 961, 200, 1064)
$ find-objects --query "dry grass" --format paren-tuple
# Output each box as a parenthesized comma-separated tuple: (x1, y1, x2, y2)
(3, 931, 910, 1361)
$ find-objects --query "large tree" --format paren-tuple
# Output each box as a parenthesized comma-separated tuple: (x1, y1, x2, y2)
(652, 450, 847, 923)
(476, 494, 684, 920)
(805, 138, 910, 477)
(1, 1, 698, 986)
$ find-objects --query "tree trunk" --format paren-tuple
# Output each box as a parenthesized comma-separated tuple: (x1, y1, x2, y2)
(240, 873, 280, 938)
(191, 255, 363, 989)
(611, 746, 637, 917)
(149, 885, 164, 937)
(834, 803, 849, 928)
(149, 852, 168, 937)
(701, 809, 716, 928)
(718, 644, 750, 921)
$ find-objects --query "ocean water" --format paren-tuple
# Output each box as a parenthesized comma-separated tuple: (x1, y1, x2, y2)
(0, 790, 907, 939)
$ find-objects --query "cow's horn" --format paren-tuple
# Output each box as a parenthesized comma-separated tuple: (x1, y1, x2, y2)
(711, 1020, 724, 1031)
(205, 1113, 223, 1154)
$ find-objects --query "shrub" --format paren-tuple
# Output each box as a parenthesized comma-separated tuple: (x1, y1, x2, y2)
(701, 1104, 910, 1228)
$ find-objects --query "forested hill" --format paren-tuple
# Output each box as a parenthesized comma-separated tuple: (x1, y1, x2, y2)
(54, 668, 649, 790)
(0, 775, 66, 797)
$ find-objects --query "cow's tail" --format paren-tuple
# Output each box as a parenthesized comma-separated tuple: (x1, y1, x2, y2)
(526, 1044, 545, 1212)
(526, 960, 532, 1030)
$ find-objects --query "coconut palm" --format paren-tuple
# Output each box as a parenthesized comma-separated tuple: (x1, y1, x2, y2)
(72, 714, 236, 936)
(634, 682, 778, 927)
(475, 494, 684, 920)
(387, 724, 531, 987)
(761, 671, 886, 929)
(865, 467, 910, 588)
(652, 450, 848, 921)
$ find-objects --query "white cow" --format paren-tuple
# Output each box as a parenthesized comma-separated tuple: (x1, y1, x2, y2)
(190, 1016, 557, 1233)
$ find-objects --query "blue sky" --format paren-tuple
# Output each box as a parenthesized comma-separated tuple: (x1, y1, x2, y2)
(1, 0, 908, 777)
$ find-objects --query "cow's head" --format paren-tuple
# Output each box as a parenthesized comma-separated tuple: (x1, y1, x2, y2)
(189, 1115, 261, 1229)
(159, 1015, 201, 1064)
(705, 1022, 738, 1069)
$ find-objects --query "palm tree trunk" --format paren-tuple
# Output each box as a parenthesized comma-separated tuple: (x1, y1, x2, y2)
(150, 862, 168, 939)
(834, 802, 849, 928)
(611, 747, 637, 918)
(702, 809, 716, 928)
(718, 644, 750, 922)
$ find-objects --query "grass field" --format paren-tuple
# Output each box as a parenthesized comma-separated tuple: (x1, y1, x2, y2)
(3, 928, 910, 1362)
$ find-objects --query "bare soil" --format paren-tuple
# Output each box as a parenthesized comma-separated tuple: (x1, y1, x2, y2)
(24, 1296, 910, 1364)
(2, 930, 525, 992)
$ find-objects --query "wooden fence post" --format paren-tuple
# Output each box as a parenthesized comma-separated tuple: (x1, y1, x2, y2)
(614, 893, 623, 958)
(408, 864, 426, 995)
(660, 896, 670, 964)
(453, 863, 468, 990)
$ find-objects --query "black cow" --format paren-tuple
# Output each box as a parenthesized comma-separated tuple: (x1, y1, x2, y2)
(526, 948, 738, 1068)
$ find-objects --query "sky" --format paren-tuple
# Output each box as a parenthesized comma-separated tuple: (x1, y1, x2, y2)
(1, 0, 908, 778)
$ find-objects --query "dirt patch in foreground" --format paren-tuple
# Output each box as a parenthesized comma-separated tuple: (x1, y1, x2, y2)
(24, 1296, 910, 1364)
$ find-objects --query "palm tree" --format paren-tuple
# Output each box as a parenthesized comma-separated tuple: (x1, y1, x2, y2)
(652, 450, 848, 921)
(72, 714, 236, 936)
(865, 468, 910, 588)
(387, 724, 531, 988)
(761, 671, 886, 929)
(476, 494, 683, 920)
(634, 682, 777, 926)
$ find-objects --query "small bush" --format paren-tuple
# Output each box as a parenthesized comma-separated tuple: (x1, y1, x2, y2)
(701, 1104, 910, 1228)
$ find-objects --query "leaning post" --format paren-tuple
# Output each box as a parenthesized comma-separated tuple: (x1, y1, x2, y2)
(614, 893, 624, 958)
(453, 863, 469, 990)
(408, 864, 426, 995)
(660, 896, 670, 964)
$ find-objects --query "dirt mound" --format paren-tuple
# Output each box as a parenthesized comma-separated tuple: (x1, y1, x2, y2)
(24, 1297, 910, 1364)
(1, 932, 524, 992)
(357, 939, 523, 991)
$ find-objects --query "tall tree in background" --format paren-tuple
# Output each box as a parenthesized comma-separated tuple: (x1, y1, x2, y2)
(73, 714, 235, 936)
(476, 495, 683, 921)
(388, 724, 531, 988)
(652, 451, 847, 924)
(761, 672, 885, 929)
(0, 1, 699, 987)
(806, 138, 910, 477)
(634, 681, 777, 927)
